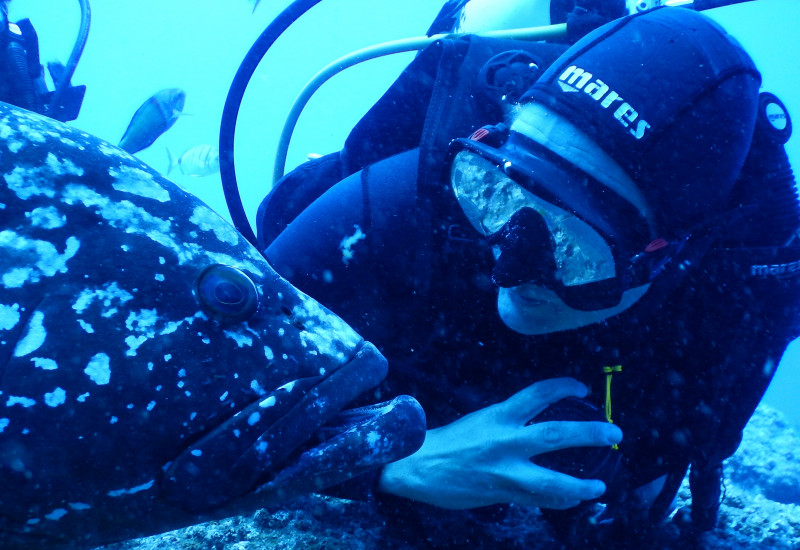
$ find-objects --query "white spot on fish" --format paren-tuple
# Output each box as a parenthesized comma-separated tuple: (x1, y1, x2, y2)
(3, 157, 66, 200)
(32, 357, 58, 370)
(13, 311, 46, 357)
(6, 396, 36, 407)
(125, 335, 148, 357)
(189, 206, 239, 245)
(46, 151, 82, 174)
(61, 183, 200, 264)
(0, 232, 80, 288)
(0, 418, 9, 432)
(77, 319, 94, 333)
(147, 401, 156, 411)
(110, 416, 118, 424)
(0, 303, 21, 330)
(27, 206, 66, 229)
(250, 380, 266, 395)
(159, 311, 203, 336)
(340, 225, 366, 265)
(191, 449, 202, 457)
(98, 141, 132, 160)
(295, 297, 360, 358)
(155, 273, 165, 282)
(68, 503, 91, 511)
(219, 391, 229, 402)
(73, 282, 133, 315)
(278, 381, 295, 393)
(367, 431, 380, 446)
(44, 508, 68, 521)
(247, 412, 261, 426)
(107, 480, 155, 497)
(44, 387, 66, 407)
(259, 396, 276, 408)
(59, 136, 79, 148)
(264, 346, 274, 360)
(203, 251, 264, 278)
(126, 309, 159, 332)
(110, 166, 171, 202)
(224, 329, 253, 348)
(84, 353, 111, 385)
(77, 392, 90, 402)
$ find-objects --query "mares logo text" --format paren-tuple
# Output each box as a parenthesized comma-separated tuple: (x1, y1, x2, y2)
(557, 66, 651, 140)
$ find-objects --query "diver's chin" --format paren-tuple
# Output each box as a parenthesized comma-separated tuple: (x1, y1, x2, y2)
(497, 283, 650, 336)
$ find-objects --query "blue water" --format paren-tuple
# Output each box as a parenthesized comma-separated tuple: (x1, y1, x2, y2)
(8, 0, 800, 429)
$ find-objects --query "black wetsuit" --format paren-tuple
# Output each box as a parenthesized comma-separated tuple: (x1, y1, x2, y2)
(258, 11, 800, 542)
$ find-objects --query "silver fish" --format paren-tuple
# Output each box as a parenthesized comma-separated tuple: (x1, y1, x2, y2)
(167, 144, 220, 177)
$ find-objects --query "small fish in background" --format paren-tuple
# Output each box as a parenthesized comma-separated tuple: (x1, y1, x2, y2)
(167, 144, 220, 177)
(249, 0, 261, 13)
(119, 88, 186, 154)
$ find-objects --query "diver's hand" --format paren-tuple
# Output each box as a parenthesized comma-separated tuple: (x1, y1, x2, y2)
(377, 377, 622, 510)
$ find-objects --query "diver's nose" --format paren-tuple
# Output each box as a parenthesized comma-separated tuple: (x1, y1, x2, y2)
(489, 207, 558, 288)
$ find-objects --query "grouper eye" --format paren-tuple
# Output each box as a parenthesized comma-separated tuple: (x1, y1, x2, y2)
(195, 264, 259, 323)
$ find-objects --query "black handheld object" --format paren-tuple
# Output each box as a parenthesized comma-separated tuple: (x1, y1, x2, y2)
(530, 397, 620, 487)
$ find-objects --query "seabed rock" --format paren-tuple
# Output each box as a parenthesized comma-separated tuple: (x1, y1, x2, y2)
(101, 403, 800, 550)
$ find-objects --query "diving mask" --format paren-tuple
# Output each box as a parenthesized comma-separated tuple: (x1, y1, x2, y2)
(447, 129, 656, 311)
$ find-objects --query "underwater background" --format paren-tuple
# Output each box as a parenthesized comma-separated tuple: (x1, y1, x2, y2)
(7, 0, 800, 431)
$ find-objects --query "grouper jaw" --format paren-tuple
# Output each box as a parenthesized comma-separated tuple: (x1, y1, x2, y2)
(161, 341, 391, 511)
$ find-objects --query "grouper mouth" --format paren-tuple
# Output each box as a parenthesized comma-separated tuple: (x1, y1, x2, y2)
(162, 341, 426, 511)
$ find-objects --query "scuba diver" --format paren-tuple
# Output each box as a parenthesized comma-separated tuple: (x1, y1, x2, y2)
(0, 0, 87, 121)
(248, 0, 800, 546)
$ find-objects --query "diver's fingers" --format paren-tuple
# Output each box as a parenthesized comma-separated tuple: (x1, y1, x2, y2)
(517, 420, 622, 456)
(495, 463, 606, 509)
(496, 378, 588, 424)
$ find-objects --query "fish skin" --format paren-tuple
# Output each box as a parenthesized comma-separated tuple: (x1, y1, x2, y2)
(118, 88, 186, 154)
(0, 102, 425, 549)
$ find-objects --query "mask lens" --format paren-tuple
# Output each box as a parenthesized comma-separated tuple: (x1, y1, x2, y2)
(450, 149, 616, 287)
(451, 150, 531, 235)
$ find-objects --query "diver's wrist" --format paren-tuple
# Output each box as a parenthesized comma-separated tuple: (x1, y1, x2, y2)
(377, 458, 408, 496)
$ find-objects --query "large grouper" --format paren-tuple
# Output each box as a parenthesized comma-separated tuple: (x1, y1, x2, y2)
(0, 102, 426, 549)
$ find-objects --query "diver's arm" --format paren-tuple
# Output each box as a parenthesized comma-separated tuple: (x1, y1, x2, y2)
(377, 377, 621, 509)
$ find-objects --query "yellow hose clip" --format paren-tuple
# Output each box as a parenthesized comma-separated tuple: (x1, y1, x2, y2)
(603, 365, 623, 450)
